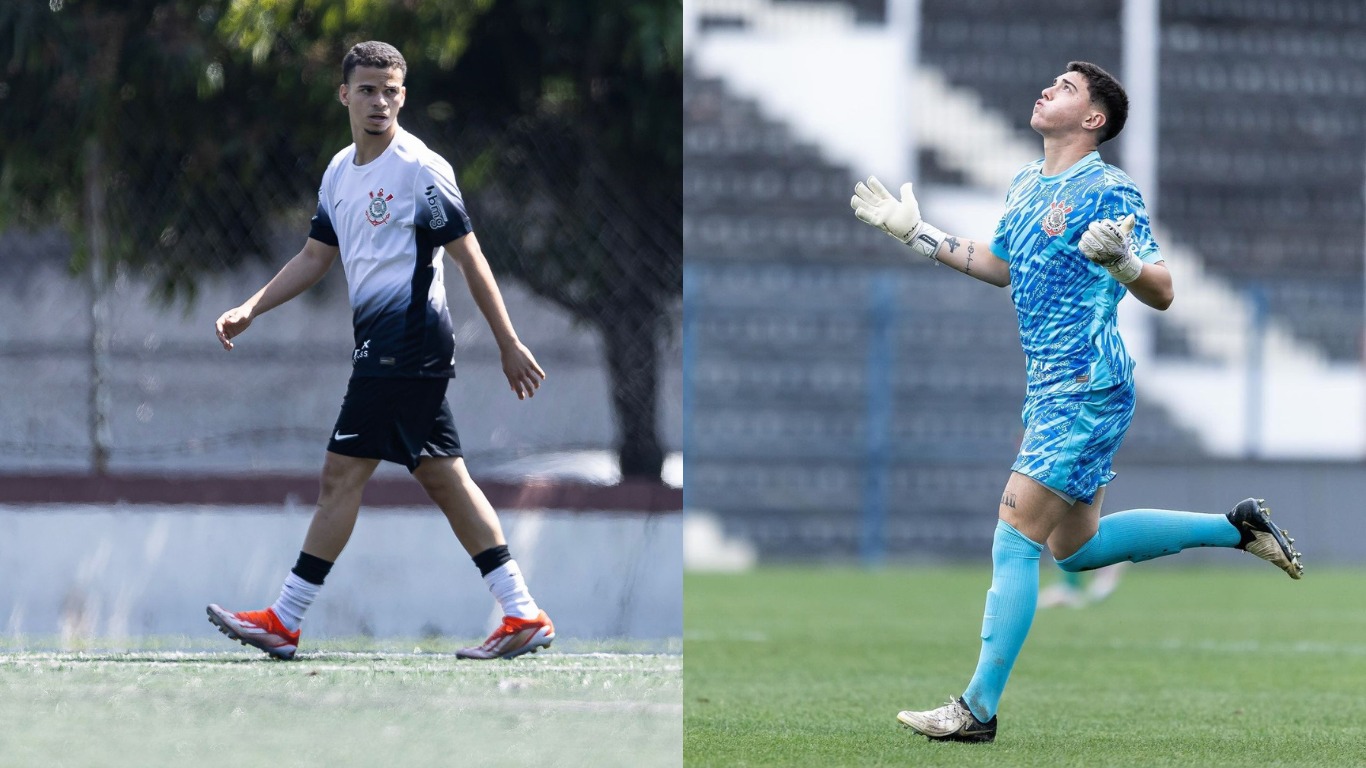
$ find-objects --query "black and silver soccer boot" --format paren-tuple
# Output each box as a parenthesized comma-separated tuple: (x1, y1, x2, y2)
(1227, 498, 1303, 579)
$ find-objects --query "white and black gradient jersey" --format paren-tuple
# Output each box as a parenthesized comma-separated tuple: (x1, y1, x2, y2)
(308, 127, 473, 378)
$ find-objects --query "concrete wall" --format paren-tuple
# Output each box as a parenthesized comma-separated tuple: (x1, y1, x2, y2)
(0, 504, 680, 647)
(700, 461, 1366, 566)
(1099, 461, 1366, 567)
(0, 236, 682, 477)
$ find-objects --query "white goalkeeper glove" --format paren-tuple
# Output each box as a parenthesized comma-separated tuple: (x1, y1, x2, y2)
(1078, 214, 1142, 283)
(850, 176, 947, 260)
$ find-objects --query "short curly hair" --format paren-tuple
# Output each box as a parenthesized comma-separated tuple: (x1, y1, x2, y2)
(1067, 61, 1128, 144)
(342, 41, 407, 85)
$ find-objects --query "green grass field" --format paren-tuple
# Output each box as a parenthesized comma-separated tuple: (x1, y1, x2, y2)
(685, 566, 1366, 767)
(0, 639, 681, 768)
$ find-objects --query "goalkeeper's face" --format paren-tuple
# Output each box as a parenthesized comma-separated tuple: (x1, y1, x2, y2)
(1030, 72, 1106, 142)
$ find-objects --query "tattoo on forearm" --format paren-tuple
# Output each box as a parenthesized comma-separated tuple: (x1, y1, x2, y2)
(1001, 491, 1016, 509)
(945, 237, 960, 253)
(965, 242, 975, 274)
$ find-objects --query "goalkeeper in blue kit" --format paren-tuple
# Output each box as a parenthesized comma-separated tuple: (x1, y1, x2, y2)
(850, 61, 1303, 742)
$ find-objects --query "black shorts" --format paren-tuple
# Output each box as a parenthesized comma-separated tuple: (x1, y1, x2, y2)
(327, 377, 462, 471)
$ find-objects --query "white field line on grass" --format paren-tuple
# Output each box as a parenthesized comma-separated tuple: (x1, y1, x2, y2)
(0, 652, 684, 716)
(681, 631, 1366, 657)
(0, 661, 683, 675)
(682, 630, 769, 643)
(0, 650, 677, 661)
(1047, 638, 1366, 657)
(0, 653, 681, 675)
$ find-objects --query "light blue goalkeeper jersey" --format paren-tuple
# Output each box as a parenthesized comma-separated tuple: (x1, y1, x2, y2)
(989, 151, 1162, 397)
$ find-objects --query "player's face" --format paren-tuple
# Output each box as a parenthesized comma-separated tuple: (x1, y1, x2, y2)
(1030, 72, 1103, 139)
(340, 66, 406, 137)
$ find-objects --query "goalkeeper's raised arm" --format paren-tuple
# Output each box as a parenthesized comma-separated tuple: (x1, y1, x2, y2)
(850, 177, 1011, 288)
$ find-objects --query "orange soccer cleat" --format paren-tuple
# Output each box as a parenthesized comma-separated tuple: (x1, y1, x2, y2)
(457, 611, 555, 660)
(206, 604, 300, 660)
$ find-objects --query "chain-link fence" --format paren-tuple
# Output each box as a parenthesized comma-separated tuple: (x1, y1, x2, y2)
(1, 104, 681, 480)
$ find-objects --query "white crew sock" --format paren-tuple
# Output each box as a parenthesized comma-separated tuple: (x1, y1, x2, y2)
(483, 560, 540, 619)
(270, 572, 321, 632)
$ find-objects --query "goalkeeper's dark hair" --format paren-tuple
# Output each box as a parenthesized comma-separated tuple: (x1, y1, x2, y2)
(342, 41, 407, 85)
(1067, 61, 1128, 144)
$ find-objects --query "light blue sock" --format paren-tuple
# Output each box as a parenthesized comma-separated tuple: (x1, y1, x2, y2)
(962, 520, 1043, 723)
(1057, 509, 1241, 572)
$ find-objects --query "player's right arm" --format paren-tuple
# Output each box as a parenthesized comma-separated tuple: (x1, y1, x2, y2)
(850, 177, 1010, 288)
(215, 238, 339, 350)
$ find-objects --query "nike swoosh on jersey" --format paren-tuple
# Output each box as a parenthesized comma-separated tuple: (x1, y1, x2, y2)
(333, 431, 359, 440)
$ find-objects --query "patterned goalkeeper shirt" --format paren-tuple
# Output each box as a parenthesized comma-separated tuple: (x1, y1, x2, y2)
(989, 150, 1164, 397)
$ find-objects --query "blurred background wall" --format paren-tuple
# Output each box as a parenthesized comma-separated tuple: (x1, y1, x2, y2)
(683, 0, 1366, 565)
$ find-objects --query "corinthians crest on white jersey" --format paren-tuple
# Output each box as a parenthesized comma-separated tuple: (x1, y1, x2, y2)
(366, 188, 393, 226)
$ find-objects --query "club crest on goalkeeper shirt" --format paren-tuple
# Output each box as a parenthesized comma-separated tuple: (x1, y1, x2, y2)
(1041, 200, 1072, 237)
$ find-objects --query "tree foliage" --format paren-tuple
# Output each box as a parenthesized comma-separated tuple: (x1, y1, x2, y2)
(0, 0, 682, 478)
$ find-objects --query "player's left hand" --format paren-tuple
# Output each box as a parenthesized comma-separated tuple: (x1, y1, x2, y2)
(500, 341, 546, 400)
(215, 304, 254, 350)
(1079, 214, 1142, 283)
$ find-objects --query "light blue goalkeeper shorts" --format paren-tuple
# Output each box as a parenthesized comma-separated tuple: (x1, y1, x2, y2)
(1011, 382, 1135, 505)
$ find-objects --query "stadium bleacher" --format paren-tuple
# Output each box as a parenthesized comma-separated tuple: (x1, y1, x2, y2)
(917, 0, 1366, 360)
(1158, 1, 1366, 360)
(920, 0, 1126, 164)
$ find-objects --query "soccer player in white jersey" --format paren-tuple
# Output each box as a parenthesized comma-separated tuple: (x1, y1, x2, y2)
(850, 61, 1303, 742)
(207, 41, 553, 661)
